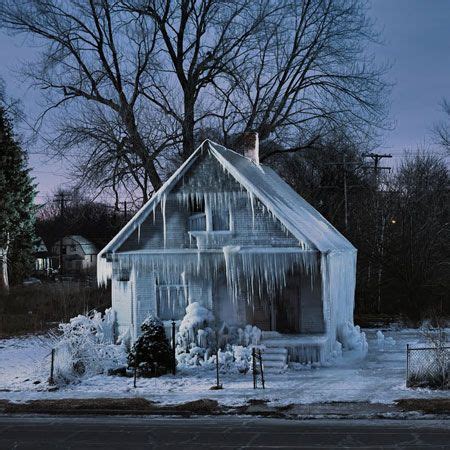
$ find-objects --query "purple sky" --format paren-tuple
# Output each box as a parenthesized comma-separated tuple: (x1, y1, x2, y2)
(0, 0, 449, 201)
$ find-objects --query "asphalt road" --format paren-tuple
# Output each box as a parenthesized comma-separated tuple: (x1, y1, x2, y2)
(0, 415, 449, 449)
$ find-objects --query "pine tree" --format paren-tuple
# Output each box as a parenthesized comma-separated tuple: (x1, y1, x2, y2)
(0, 106, 36, 289)
(127, 316, 173, 376)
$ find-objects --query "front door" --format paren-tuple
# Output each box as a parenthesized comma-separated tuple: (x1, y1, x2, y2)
(275, 276, 300, 333)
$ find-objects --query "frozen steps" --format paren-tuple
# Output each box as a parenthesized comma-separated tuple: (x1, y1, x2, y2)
(261, 331, 282, 339)
(256, 342, 288, 373)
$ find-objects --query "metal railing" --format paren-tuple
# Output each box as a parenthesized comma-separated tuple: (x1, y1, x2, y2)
(406, 344, 449, 390)
(252, 348, 265, 389)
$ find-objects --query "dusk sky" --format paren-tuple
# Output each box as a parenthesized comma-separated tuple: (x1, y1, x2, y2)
(0, 0, 449, 201)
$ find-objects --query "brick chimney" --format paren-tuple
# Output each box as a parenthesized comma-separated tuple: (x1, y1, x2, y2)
(235, 132, 259, 164)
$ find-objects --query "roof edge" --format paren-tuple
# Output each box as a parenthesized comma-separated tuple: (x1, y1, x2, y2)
(99, 140, 211, 256)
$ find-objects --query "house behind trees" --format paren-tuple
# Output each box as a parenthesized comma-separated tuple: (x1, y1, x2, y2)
(52, 235, 98, 275)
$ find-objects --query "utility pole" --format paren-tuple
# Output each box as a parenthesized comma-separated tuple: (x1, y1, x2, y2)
(324, 155, 361, 232)
(54, 192, 67, 277)
(361, 153, 392, 313)
(362, 153, 392, 182)
(343, 154, 349, 231)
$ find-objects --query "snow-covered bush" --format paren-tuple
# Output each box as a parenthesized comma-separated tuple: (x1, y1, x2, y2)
(177, 302, 215, 350)
(238, 325, 262, 346)
(127, 315, 173, 377)
(338, 322, 368, 356)
(52, 308, 126, 384)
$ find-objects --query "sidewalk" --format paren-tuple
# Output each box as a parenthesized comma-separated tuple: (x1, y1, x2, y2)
(1, 397, 449, 420)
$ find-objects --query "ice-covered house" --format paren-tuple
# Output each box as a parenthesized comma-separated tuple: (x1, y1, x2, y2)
(98, 137, 357, 365)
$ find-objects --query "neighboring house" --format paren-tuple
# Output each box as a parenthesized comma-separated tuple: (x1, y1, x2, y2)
(52, 235, 98, 274)
(32, 237, 52, 273)
(98, 137, 357, 364)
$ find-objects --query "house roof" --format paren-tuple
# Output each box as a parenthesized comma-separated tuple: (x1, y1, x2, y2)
(65, 235, 98, 255)
(99, 140, 355, 256)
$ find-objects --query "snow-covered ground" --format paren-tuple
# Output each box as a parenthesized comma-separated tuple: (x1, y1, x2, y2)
(0, 329, 448, 406)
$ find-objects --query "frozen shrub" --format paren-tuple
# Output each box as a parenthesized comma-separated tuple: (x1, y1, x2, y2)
(178, 302, 215, 349)
(338, 322, 368, 356)
(127, 315, 173, 376)
(52, 308, 126, 384)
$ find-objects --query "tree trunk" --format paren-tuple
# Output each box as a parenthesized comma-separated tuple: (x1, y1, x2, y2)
(182, 94, 195, 161)
(0, 246, 9, 292)
(121, 107, 162, 199)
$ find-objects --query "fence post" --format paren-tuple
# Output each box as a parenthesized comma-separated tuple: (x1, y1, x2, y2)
(133, 365, 137, 388)
(252, 348, 257, 389)
(258, 349, 265, 389)
(406, 344, 410, 388)
(171, 319, 176, 375)
(442, 348, 446, 391)
(215, 349, 221, 389)
(49, 348, 55, 385)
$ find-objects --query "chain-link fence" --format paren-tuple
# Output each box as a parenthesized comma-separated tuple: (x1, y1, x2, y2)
(406, 344, 449, 390)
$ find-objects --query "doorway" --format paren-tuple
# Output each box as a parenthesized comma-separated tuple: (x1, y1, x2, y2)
(275, 275, 301, 333)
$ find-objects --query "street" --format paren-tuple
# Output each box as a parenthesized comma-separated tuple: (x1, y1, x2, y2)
(0, 415, 448, 449)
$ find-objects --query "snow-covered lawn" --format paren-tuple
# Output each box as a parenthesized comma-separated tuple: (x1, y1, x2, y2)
(0, 329, 448, 406)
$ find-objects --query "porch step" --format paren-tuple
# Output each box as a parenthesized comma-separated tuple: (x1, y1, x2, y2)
(261, 331, 282, 339)
(258, 345, 288, 373)
(263, 343, 289, 352)
(262, 352, 287, 362)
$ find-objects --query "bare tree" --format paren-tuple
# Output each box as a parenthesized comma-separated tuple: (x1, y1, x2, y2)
(0, 0, 389, 201)
(0, 0, 164, 200)
(124, 0, 275, 160)
(434, 99, 450, 154)
(213, 0, 389, 159)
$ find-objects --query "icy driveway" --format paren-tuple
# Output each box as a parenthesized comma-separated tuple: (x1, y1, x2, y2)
(0, 329, 448, 406)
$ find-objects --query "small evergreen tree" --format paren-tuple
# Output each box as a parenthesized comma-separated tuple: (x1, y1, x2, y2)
(0, 105, 36, 289)
(127, 316, 173, 376)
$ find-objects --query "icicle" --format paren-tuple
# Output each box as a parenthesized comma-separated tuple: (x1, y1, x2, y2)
(137, 224, 141, 244)
(161, 193, 167, 248)
(249, 191, 255, 229)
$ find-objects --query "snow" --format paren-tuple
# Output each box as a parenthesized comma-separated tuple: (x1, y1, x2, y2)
(1, 329, 448, 406)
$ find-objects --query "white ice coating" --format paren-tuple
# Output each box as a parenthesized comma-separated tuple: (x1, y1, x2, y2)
(106, 246, 318, 307)
(97, 140, 357, 351)
(223, 246, 319, 302)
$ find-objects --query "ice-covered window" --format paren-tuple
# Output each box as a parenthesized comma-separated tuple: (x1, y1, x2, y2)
(156, 282, 188, 320)
(117, 267, 130, 282)
(188, 197, 206, 231)
(212, 209, 230, 231)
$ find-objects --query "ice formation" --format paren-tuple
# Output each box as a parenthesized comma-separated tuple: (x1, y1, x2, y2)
(338, 322, 368, 356)
(52, 309, 126, 384)
(376, 330, 396, 350)
(179, 302, 214, 335)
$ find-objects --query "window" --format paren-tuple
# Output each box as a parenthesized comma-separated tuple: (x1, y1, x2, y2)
(156, 282, 188, 320)
(212, 209, 230, 231)
(117, 267, 130, 282)
(188, 197, 206, 231)
(188, 196, 205, 214)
